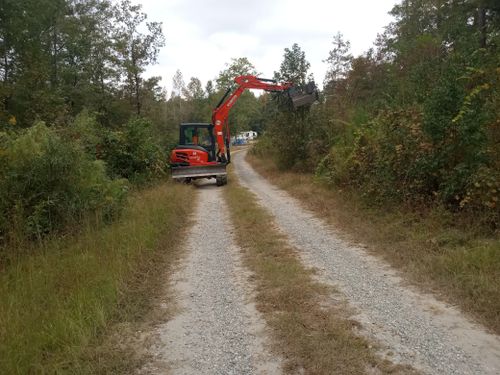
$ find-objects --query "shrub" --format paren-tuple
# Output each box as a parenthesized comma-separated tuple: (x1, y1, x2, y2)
(102, 117, 168, 183)
(460, 167, 500, 225)
(315, 99, 499, 222)
(316, 108, 435, 202)
(250, 133, 275, 158)
(315, 142, 354, 187)
(266, 110, 311, 171)
(65, 109, 104, 158)
(0, 123, 127, 243)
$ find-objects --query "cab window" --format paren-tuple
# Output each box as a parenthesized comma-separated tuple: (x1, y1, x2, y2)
(183, 128, 211, 148)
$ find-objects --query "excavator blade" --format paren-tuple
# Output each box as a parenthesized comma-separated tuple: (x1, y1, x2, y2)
(288, 81, 318, 109)
(171, 164, 227, 179)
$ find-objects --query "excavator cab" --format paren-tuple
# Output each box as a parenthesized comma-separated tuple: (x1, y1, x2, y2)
(178, 124, 216, 162)
(170, 123, 228, 185)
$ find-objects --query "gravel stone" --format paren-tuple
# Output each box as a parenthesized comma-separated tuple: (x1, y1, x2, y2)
(233, 149, 500, 375)
(143, 181, 281, 375)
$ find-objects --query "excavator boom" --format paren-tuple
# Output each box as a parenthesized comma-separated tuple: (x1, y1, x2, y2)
(211, 75, 294, 162)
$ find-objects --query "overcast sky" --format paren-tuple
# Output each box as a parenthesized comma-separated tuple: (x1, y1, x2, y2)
(140, 0, 399, 93)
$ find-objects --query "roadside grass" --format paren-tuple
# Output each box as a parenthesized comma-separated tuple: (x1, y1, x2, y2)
(0, 182, 191, 374)
(225, 168, 415, 374)
(247, 153, 500, 334)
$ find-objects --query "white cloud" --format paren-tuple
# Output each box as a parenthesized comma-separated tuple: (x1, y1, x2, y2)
(139, 0, 398, 91)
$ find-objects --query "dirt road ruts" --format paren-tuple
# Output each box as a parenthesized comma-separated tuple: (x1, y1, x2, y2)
(140, 180, 280, 375)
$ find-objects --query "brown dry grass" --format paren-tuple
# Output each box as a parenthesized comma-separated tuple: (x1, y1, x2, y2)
(225, 168, 416, 375)
(247, 153, 500, 334)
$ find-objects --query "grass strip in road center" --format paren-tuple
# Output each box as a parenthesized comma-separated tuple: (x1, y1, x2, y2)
(224, 171, 416, 374)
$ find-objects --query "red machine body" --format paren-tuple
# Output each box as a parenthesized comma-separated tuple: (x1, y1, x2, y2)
(172, 148, 216, 166)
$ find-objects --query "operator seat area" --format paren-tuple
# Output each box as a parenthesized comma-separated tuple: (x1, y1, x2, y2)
(177, 123, 216, 162)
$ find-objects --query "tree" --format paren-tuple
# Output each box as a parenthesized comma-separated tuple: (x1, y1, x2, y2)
(216, 57, 258, 90)
(266, 43, 313, 169)
(323, 32, 352, 89)
(185, 77, 207, 122)
(205, 80, 215, 97)
(170, 69, 196, 123)
(274, 43, 310, 86)
(141, 76, 167, 131)
(172, 69, 185, 97)
(114, 0, 165, 115)
(0, 0, 167, 125)
(186, 77, 205, 100)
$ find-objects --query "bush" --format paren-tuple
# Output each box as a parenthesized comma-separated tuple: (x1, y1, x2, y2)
(65, 109, 104, 158)
(250, 133, 275, 158)
(460, 167, 500, 225)
(315, 101, 499, 222)
(102, 117, 168, 183)
(266, 110, 312, 171)
(0, 123, 127, 242)
(316, 108, 433, 201)
(315, 142, 355, 187)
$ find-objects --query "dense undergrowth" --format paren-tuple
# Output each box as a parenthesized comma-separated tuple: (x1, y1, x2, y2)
(0, 113, 168, 249)
(0, 0, 176, 249)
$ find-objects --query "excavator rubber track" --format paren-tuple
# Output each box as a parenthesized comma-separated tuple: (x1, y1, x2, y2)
(171, 164, 227, 179)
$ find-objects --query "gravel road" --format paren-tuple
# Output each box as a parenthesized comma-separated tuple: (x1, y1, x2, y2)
(141, 180, 281, 375)
(233, 149, 500, 375)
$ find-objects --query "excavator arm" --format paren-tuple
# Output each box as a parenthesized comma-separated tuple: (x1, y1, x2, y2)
(211, 75, 293, 162)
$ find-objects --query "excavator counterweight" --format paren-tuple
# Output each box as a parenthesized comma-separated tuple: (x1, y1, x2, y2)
(171, 164, 227, 179)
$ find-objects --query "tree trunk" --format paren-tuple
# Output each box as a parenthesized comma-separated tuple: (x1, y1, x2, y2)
(131, 47, 141, 115)
(51, 23, 59, 87)
(3, 53, 8, 82)
(135, 69, 141, 115)
(478, 6, 487, 48)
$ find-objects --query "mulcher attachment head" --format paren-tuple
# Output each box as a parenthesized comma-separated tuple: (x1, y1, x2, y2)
(288, 81, 318, 109)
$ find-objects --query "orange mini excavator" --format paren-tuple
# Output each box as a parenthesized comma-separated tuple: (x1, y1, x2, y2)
(169, 75, 317, 186)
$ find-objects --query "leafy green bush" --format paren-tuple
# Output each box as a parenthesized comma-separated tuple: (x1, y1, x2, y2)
(250, 133, 275, 158)
(316, 108, 433, 201)
(65, 109, 104, 158)
(0, 123, 127, 242)
(316, 98, 498, 222)
(315, 142, 355, 187)
(102, 117, 168, 183)
(266, 110, 312, 171)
